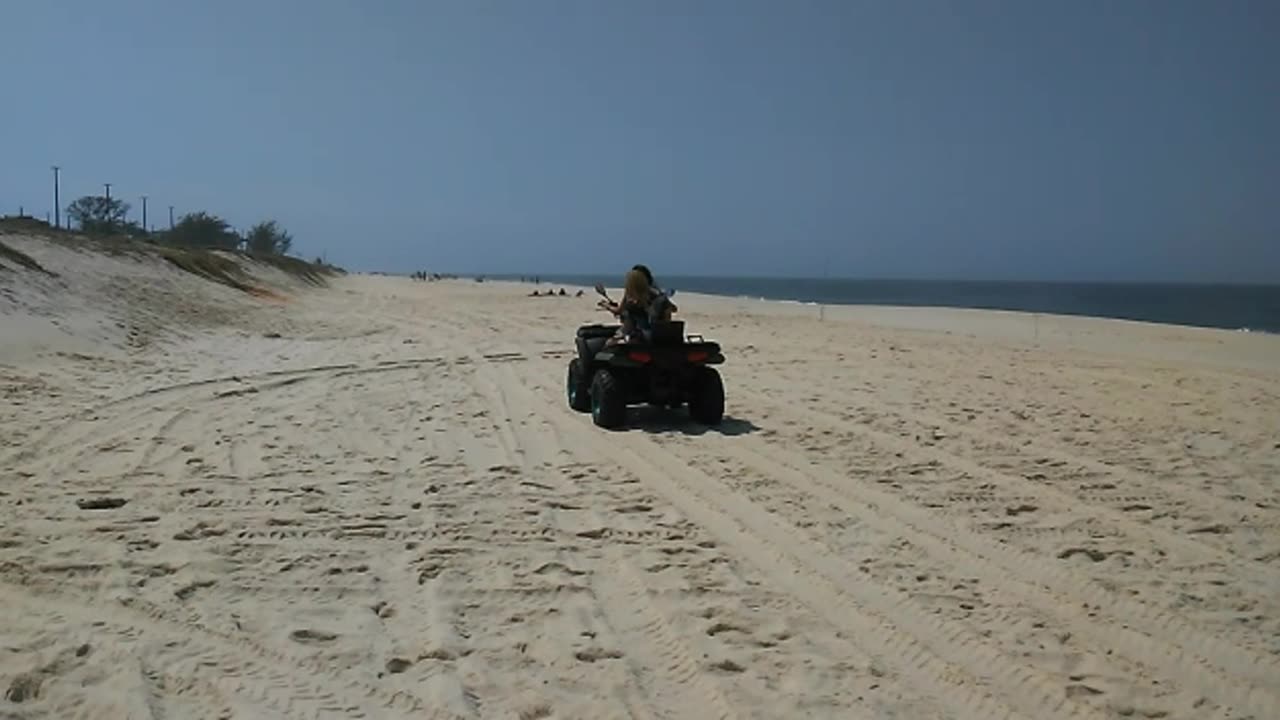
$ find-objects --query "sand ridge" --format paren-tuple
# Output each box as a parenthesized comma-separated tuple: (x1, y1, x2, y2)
(2, 241, 1280, 719)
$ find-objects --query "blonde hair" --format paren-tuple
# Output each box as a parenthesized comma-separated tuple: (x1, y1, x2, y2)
(623, 269, 651, 308)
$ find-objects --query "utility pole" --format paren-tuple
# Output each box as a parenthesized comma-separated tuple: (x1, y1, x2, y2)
(51, 165, 61, 228)
(168, 205, 175, 230)
(103, 182, 112, 200)
(140, 195, 148, 230)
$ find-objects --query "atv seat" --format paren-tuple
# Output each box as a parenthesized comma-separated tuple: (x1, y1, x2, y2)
(576, 324, 618, 364)
(576, 324, 620, 340)
(645, 320, 685, 346)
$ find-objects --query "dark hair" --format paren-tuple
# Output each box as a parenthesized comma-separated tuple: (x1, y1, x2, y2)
(631, 264, 654, 285)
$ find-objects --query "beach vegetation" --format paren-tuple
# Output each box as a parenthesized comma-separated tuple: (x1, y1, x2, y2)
(66, 195, 131, 236)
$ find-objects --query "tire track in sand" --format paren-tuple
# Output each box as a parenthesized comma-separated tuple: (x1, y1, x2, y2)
(517, 350, 1280, 719)
(0, 581, 399, 719)
(666, 427, 1278, 719)
(752, 362, 1280, 559)
(5, 354, 460, 470)
(494, 360, 1093, 720)
(480, 359, 751, 720)
(462, 360, 683, 718)
(740, 388, 1280, 599)
(358, 359, 491, 720)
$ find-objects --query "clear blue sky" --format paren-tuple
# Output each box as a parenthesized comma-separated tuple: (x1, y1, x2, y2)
(2, 1, 1277, 282)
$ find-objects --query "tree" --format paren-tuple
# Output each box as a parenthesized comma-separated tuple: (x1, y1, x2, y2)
(244, 220, 293, 256)
(66, 195, 130, 235)
(167, 211, 240, 249)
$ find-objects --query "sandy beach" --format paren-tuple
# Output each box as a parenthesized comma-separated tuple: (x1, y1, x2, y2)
(3, 233, 1280, 720)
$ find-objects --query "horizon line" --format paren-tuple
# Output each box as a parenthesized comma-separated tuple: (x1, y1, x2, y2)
(362, 270, 1280, 288)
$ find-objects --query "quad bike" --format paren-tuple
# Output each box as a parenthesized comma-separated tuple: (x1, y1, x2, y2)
(566, 284, 725, 430)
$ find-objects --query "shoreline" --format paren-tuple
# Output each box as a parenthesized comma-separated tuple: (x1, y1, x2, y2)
(413, 276, 1280, 355)
(393, 274, 1280, 336)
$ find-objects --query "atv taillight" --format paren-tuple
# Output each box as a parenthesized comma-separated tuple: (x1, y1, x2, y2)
(628, 351, 652, 364)
(687, 351, 708, 363)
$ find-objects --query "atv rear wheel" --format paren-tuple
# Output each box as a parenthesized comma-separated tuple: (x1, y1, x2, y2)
(567, 359, 591, 412)
(688, 367, 725, 426)
(590, 369, 626, 429)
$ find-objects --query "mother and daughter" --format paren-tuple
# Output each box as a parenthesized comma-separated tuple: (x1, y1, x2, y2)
(597, 264, 678, 345)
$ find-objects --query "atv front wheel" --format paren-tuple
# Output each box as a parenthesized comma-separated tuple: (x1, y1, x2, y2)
(688, 367, 725, 426)
(590, 369, 626, 429)
(567, 359, 591, 412)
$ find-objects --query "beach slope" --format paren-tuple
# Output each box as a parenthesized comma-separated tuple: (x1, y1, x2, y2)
(3, 247, 1279, 719)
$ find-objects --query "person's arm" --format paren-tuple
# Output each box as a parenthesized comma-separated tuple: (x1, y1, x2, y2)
(616, 289, 635, 316)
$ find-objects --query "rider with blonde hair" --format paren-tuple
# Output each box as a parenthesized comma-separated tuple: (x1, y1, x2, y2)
(600, 266, 678, 343)
(611, 269, 652, 343)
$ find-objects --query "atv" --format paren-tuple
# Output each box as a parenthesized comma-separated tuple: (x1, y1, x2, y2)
(566, 319, 726, 430)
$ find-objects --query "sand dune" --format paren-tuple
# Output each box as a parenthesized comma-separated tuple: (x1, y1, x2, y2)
(3, 237, 1279, 719)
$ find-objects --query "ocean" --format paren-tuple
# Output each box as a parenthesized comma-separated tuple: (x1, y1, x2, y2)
(496, 275, 1280, 334)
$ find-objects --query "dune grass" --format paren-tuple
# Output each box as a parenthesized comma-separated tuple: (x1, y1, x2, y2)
(247, 252, 339, 286)
(156, 246, 256, 291)
(1, 217, 340, 292)
(0, 239, 54, 275)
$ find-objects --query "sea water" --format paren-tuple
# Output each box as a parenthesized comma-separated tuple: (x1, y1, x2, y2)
(498, 275, 1280, 333)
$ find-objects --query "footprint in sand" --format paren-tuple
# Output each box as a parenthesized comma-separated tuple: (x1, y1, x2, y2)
(517, 703, 553, 720)
(289, 629, 338, 644)
(573, 647, 623, 663)
(174, 579, 216, 600)
(1057, 547, 1133, 562)
(385, 658, 413, 674)
(706, 622, 750, 638)
(708, 658, 746, 673)
(532, 561, 585, 577)
(76, 497, 128, 510)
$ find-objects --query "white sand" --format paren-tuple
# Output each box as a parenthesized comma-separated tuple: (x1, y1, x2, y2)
(2, 233, 1279, 719)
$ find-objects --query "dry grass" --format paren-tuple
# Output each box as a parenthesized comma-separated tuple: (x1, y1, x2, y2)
(247, 252, 334, 286)
(155, 246, 255, 291)
(0, 240, 54, 276)
(0, 216, 63, 237)
(0, 218, 340, 291)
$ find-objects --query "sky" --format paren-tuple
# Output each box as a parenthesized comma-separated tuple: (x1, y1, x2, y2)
(2, 1, 1277, 282)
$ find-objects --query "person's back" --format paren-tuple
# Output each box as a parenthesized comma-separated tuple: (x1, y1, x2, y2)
(631, 264, 677, 322)
(648, 292, 675, 326)
(613, 269, 653, 343)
